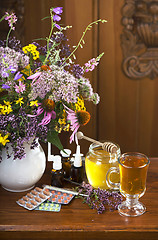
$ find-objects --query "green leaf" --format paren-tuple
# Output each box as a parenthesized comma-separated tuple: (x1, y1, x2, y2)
(39, 55, 46, 63)
(47, 130, 64, 150)
(41, 16, 51, 21)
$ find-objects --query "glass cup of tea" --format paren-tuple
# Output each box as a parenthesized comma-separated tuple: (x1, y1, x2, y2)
(106, 152, 150, 217)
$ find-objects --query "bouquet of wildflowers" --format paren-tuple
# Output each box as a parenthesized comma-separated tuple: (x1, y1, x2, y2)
(0, 7, 106, 160)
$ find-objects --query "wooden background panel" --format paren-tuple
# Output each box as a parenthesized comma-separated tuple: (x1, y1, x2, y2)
(138, 78, 155, 155)
(99, 0, 139, 152)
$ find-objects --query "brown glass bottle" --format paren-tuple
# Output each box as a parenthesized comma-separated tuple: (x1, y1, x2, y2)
(51, 169, 64, 188)
(51, 155, 64, 188)
(70, 145, 84, 184)
(60, 149, 71, 179)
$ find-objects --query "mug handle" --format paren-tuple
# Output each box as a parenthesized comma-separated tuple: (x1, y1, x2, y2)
(106, 167, 120, 190)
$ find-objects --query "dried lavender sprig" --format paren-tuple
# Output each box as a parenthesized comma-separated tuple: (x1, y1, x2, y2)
(75, 182, 123, 214)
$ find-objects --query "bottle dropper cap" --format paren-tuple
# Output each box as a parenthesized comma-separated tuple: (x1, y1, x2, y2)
(60, 149, 71, 157)
(52, 155, 62, 170)
(73, 145, 83, 167)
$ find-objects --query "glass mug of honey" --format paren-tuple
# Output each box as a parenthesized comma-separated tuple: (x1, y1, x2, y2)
(85, 142, 121, 190)
(106, 152, 150, 217)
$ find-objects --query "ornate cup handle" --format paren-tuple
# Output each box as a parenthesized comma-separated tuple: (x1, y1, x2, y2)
(106, 167, 120, 190)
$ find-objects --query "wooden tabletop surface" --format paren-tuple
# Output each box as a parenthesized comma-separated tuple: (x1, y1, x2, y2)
(0, 158, 158, 240)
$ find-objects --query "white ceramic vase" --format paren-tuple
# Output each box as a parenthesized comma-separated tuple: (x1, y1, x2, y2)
(0, 139, 46, 192)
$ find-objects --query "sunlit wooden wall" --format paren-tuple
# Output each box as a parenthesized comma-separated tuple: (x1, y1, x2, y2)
(1, 0, 158, 157)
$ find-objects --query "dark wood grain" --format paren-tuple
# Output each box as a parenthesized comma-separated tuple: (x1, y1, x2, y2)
(0, 158, 158, 240)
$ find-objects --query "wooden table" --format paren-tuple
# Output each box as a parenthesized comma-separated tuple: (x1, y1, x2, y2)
(0, 158, 158, 240)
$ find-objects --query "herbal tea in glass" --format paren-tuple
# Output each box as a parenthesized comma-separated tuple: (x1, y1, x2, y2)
(106, 152, 150, 217)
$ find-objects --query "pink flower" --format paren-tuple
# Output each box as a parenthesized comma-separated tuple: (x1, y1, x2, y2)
(27, 72, 41, 84)
(64, 105, 90, 143)
(84, 58, 99, 72)
(5, 12, 17, 30)
(14, 81, 25, 93)
(28, 100, 56, 126)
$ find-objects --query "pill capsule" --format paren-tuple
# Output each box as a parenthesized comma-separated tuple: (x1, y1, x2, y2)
(35, 197, 42, 203)
(27, 193, 33, 199)
(30, 200, 37, 206)
(23, 196, 29, 202)
(35, 187, 42, 192)
(39, 193, 46, 199)
(43, 190, 50, 196)
(31, 190, 38, 195)
(26, 203, 33, 209)
(18, 199, 25, 205)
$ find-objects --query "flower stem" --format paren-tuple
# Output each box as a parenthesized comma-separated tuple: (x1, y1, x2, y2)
(60, 19, 107, 67)
(43, 9, 54, 65)
(6, 27, 12, 47)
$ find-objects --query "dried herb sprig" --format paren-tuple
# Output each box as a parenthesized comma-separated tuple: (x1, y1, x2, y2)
(75, 182, 123, 214)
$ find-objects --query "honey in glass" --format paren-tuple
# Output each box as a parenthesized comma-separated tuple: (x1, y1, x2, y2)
(85, 142, 121, 189)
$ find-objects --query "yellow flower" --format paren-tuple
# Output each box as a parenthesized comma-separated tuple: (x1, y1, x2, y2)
(15, 98, 24, 106)
(58, 118, 66, 125)
(0, 105, 6, 115)
(22, 44, 39, 60)
(0, 133, 10, 146)
(74, 97, 86, 111)
(4, 105, 12, 114)
(21, 64, 32, 76)
(3, 100, 12, 105)
(63, 124, 70, 132)
(30, 100, 38, 107)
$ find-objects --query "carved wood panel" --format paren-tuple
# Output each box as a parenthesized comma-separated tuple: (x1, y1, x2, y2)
(121, 0, 158, 79)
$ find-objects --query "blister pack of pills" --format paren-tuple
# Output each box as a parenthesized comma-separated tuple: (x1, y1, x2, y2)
(44, 187, 75, 204)
(35, 201, 61, 212)
(16, 187, 52, 210)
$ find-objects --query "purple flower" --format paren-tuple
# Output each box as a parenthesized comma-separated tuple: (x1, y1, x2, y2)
(2, 84, 10, 89)
(53, 15, 61, 22)
(1, 71, 9, 78)
(14, 71, 23, 81)
(72, 64, 84, 78)
(53, 7, 63, 15)
(9, 66, 17, 73)
(55, 23, 61, 30)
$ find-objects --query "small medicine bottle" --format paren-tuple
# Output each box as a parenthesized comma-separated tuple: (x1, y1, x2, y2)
(70, 145, 84, 183)
(51, 155, 64, 188)
(60, 149, 72, 179)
